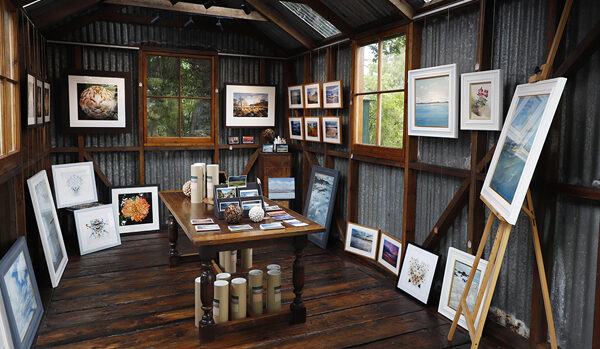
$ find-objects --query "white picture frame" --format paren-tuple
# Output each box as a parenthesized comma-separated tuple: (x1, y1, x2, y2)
(73, 204, 122, 255)
(377, 232, 402, 275)
(321, 116, 342, 144)
(304, 117, 321, 142)
(225, 84, 276, 128)
(397, 243, 439, 304)
(303, 83, 321, 109)
(322, 80, 342, 109)
(480, 77, 567, 224)
(26, 170, 68, 288)
(52, 162, 98, 209)
(68, 74, 127, 128)
(460, 69, 503, 131)
(111, 185, 160, 234)
(0, 291, 13, 349)
(26, 74, 36, 126)
(288, 117, 304, 140)
(344, 222, 379, 260)
(408, 64, 458, 138)
(438, 247, 489, 331)
(288, 85, 304, 109)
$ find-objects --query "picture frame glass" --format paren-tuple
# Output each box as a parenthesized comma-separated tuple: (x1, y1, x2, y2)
(468, 82, 492, 121)
(225, 84, 276, 127)
(304, 166, 339, 249)
(111, 186, 160, 234)
(415, 75, 450, 128)
(377, 233, 401, 274)
(344, 223, 378, 259)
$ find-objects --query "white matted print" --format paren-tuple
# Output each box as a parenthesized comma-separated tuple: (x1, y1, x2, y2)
(74, 204, 121, 255)
(397, 243, 439, 304)
(344, 223, 379, 260)
(408, 64, 458, 138)
(303, 83, 321, 109)
(52, 162, 98, 208)
(225, 84, 276, 127)
(0, 291, 13, 349)
(480, 77, 567, 224)
(377, 232, 402, 275)
(321, 117, 341, 144)
(439, 247, 489, 331)
(111, 185, 160, 234)
(460, 70, 503, 130)
(288, 85, 304, 109)
(68, 74, 127, 128)
(322, 80, 342, 109)
(288, 117, 304, 140)
(304, 117, 321, 142)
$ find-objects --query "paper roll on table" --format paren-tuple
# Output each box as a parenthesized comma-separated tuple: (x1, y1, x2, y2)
(191, 163, 205, 203)
(206, 164, 219, 199)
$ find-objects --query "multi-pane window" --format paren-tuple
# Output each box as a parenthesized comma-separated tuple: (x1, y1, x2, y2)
(0, 0, 19, 159)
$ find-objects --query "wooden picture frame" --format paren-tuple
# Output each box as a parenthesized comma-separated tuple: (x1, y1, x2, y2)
(111, 185, 160, 234)
(344, 222, 379, 260)
(303, 82, 321, 109)
(396, 242, 440, 305)
(460, 70, 503, 131)
(74, 204, 122, 255)
(288, 117, 304, 140)
(321, 116, 342, 144)
(288, 85, 304, 109)
(304, 166, 340, 249)
(377, 232, 402, 275)
(304, 117, 321, 142)
(224, 84, 276, 128)
(51, 162, 98, 209)
(322, 80, 343, 109)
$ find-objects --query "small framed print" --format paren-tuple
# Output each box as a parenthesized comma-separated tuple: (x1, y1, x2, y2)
(111, 185, 160, 234)
(51, 162, 98, 209)
(321, 116, 341, 144)
(228, 136, 240, 145)
(460, 69, 503, 131)
(228, 175, 247, 187)
(219, 200, 239, 212)
(25, 73, 36, 127)
(344, 222, 379, 260)
(303, 83, 321, 109)
(288, 117, 304, 140)
(304, 117, 321, 142)
(262, 144, 274, 153)
(36, 78, 43, 125)
(73, 204, 122, 255)
(397, 243, 440, 305)
(43, 81, 51, 123)
(225, 84, 276, 128)
(275, 144, 288, 153)
(242, 136, 254, 144)
(288, 85, 304, 109)
(377, 232, 402, 275)
(322, 80, 342, 109)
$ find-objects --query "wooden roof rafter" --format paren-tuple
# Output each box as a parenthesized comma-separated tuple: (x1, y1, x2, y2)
(288, 0, 355, 38)
(387, 0, 415, 19)
(32, 0, 102, 28)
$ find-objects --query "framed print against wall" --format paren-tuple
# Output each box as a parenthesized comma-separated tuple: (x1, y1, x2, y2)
(460, 70, 503, 131)
(225, 84, 276, 128)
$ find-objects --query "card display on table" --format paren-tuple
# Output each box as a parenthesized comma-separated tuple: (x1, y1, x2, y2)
(195, 224, 220, 232)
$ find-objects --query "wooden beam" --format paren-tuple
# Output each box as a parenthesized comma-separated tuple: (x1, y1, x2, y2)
(33, 0, 101, 28)
(387, 0, 415, 19)
(242, 149, 260, 176)
(594, 223, 600, 349)
(554, 20, 600, 78)
(298, 0, 355, 38)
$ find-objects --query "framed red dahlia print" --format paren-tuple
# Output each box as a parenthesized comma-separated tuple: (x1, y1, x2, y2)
(111, 185, 160, 234)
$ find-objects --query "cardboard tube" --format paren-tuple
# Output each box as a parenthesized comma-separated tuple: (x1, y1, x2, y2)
(267, 269, 281, 314)
(241, 248, 252, 269)
(206, 164, 219, 199)
(194, 277, 203, 327)
(191, 163, 204, 203)
(231, 278, 247, 320)
(228, 250, 237, 274)
(266, 264, 280, 272)
(248, 269, 263, 316)
(219, 251, 231, 272)
(213, 280, 229, 323)
(216, 273, 231, 283)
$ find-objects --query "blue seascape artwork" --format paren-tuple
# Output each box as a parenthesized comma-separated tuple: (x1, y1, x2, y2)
(306, 173, 334, 228)
(268, 177, 295, 200)
(414, 76, 449, 127)
(4, 252, 37, 341)
(490, 95, 549, 203)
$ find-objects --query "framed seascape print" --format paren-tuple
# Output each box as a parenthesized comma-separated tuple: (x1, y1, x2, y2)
(25, 73, 35, 127)
(321, 116, 341, 144)
(0, 237, 43, 349)
(262, 144, 274, 153)
(225, 84, 276, 128)
(111, 185, 160, 234)
(304, 117, 321, 142)
(74, 204, 122, 255)
(304, 166, 340, 249)
(26, 171, 68, 288)
(480, 77, 567, 224)
(35, 78, 43, 125)
(303, 83, 321, 109)
(288, 85, 304, 109)
(377, 232, 402, 275)
(322, 80, 342, 109)
(52, 162, 98, 209)
(268, 177, 295, 200)
(344, 223, 379, 260)
(66, 71, 132, 132)
(438, 247, 489, 331)
(43, 81, 51, 123)
(0, 291, 14, 349)
(460, 70, 503, 131)
(396, 243, 439, 304)
(288, 117, 304, 140)
(408, 64, 458, 138)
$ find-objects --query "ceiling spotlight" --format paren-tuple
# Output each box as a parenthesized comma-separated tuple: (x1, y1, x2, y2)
(151, 13, 160, 24)
(184, 16, 194, 28)
(216, 18, 223, 32)
(204, 0, 215, 9)
(241, 1, 252, 15)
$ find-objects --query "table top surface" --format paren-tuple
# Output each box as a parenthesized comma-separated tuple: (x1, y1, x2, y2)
(159, 191, 324, 246)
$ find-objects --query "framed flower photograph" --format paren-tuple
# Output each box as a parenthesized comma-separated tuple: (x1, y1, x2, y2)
(407, 64, 458, 138)
(288, 117, 304, 140)
(43, 81, 51, 124)
(377, 232, 402, 275)
(321, 116, 341, 144)
(460, 70, 503, 130)
(322, 80, 342, 109)
(288, 85, 304, 109)
(74, 204, 122, 255)
(111, 185, 160, 234)
(304, 166, 340, 249)
(304, 117, 321, 142)
(303, 83, 321, 109)
(396, 243, 439, 304)
(438, 247, 489, 331)
(26, 170, 68, 288)
(225, 84, 276, 128)
(480, 77, 567, 224)
(51, 162, 98, 209)
(344, 223, 379, 260)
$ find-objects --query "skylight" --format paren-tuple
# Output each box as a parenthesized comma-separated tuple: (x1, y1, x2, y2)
(280, 1, 341, 38)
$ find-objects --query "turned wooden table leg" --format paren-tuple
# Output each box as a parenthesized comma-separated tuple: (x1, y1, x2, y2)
(199, 246, 216, 343)
(168, 214, 180, 267)
(290, 235, 307, 324)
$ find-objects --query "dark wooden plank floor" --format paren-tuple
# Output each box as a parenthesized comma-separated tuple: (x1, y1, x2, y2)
(35, 231, 524, 348)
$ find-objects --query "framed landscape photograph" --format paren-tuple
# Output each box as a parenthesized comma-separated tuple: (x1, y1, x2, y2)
(303, 83, 321, 109)
(304, 117, 321, 142)
(268, 177, 295, 200)
(43, 81, 51, 123)
(26, 170, 68, 288)
(344, 223, 379, 260)
(322, 80, 342, 109)
(438, 247, 489, 331)
(262, 144, 274, 153)
(225, 84, 276, 127)
(25, 73, 36, 127)
(321, 116, 341, 144)
(396, 243, 439, 304)
(288, 117, 304, 140)
(377, 232, 402, 275)
(275, 144, 288, 153)
(51, 162, 98, 209)
(288, 85, 304, 109)
(74, 204, 122, 255)
(111, 185, 160, 234)
(407, 64, 458, 138)
(460, 70, 503, 131)
(480, 77, 567, 224)
(35, 78, 43, 125)
(304, 166, 340, 249)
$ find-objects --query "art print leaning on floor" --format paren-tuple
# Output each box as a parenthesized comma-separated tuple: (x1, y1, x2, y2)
(304, 166, 340, 249)
(74, 204, 122, 255)
(52, 162, 98, 209)
(111, 185, 160, 234)
(396, 243, 439, 305)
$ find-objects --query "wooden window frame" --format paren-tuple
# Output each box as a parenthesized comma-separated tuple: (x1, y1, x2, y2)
(351, 26, 408, 162)
(140, 48, 218, 147)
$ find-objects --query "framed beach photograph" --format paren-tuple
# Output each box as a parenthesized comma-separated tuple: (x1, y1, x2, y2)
(35, 78, 43, 125)
(460, 70, 503, 131)
(26, 170, 68, 288)
(228, 175, 247, 187)
(322, 80, 342, 109)
(438, 247, 489, 331)
(321, 116, 341, 144)
(25, 73, 36, 127)
(0, 237, 43, 349)
(344, 223, 379, 260)
(396, 243, 439, 304)
(480, 77, 567, 224)
(262, 144, 274, 153)
(304, 117, 321, 142)
(111, 185, 160, 234)
(288, 85, 304, 109)
(268, 177, 295, 200)
(407, 64, 458, 138)
(303, 83, 321, 109)
(51, 162, 98, 209)
(377, 232, 402, 275)
(43, 81, 51, 123)
(225, 84, 276, 128)
(239, 189, 259, 197)
(304, 166, 340, 249)
(73, 204, 122, 255)
(288, 117, 304, 140)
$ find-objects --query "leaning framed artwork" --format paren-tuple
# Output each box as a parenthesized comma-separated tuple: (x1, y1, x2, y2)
(321, 116, 341, 144)
(407, 64, 458, 138)
(51, 162, 98, 209)
(304, 166, 340, 249)
(225, 84, 276, 128)
(288, 85, 304, 109)
(344, 223, 379, 260)
(322, 80, 342, 109)
(303, 83, 321, 109)
(288, 117, 304, 140)
(480, 77, 567, 224)
(304, 117, 321, 142)
(111, 185, 160, 234)
(396, 243, 439, 304)
(460, 70, 503, 130)
(377, 232, 402, 275)
(74, 204, 122, 255)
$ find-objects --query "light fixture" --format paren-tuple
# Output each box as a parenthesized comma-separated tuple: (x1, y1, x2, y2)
(151, 13, 160, 24)
(241, 1, 252, 15)
(204, 0, 215, 9)
(169, 0, 179, 4)
(184, 15, 194, 28)
(216, 18, 223, 32)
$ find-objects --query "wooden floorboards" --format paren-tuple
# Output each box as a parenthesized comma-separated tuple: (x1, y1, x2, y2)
(35, 231, 522, 348)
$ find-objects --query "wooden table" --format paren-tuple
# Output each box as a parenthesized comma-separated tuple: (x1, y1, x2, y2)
(159, 191, 324, 343)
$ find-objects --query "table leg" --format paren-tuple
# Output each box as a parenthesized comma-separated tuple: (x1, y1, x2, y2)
(199, 246, 216, 343)
(168, 214, 180, 267)
(290, 235, 307, 324)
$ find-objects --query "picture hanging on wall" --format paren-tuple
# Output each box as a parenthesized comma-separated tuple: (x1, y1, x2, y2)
(225, 84, 276, 128)
(304, 166, 340, 249)
(321, 116, 341, 144)
(460, 70, 503, 131)
(74, 204, 122, 255)
(51, 162, 98, 209)
(228, 136, 240, 145)
(288, 85, 304, 109)
(407, 64, 458, 138)
(35, 78, 43, 125)
(304, 117, 321, 142)
(288, 117, 304, 140)
(322, 80, 342, 109)
(480, 77, 567, 224)
(25, 73, 36, 127)
(396, 243, 439, 304)
(303, 83, 321, 109)
(111, 185, 160, 234)
(344, 223, 379, 260)
(43, 81, 51, 123)
(377, 232, 402, 275)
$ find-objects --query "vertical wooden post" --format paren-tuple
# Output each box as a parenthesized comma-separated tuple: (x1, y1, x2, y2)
(74, 45, 85, 162)
(323, 46, 336, 169)
(213, 56, 220, 165)
(347, 41, 358, 224)
(137, 50, 146, 184)
(593, 224, 600, 349)
(301, 54, 312, 208)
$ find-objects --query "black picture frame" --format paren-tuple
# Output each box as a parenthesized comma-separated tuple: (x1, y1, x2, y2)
(303, 166, 340, 249)
(35, 77, 44, 125)
(43, 81, 51, 124)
